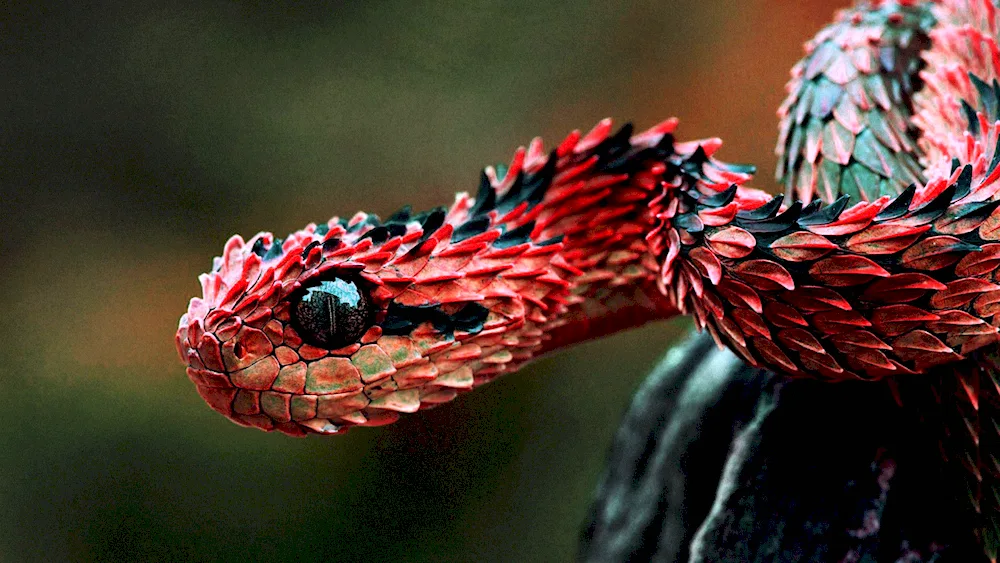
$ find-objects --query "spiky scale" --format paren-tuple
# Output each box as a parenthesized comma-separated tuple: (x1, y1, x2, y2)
(845, 223, 930, 254)
(901, 236, 982, 270)
(957, 244, 1000, 277)
(809, 255, 889, 287)
(706, 227, 756, 258)
(732, 260, 796, 292)
(770, 231, 837, 262)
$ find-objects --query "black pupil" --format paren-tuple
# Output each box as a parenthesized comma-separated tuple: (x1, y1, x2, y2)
(291, 277, 372, 348)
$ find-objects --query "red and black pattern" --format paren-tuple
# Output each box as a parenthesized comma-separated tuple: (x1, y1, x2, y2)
(772, 0, 1000, 558)
(662, 160, 1000, 381)
(175, 118, 757, 436)
(176, 0, 1000, 559)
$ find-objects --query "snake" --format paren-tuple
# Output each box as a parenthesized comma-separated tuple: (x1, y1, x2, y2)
(176, 0, 1000, 559)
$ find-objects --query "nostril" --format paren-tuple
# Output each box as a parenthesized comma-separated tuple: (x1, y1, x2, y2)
(234, 340, 244, 359)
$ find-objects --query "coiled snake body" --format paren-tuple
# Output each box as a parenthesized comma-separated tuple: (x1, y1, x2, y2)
(176, 1, 1000, 558)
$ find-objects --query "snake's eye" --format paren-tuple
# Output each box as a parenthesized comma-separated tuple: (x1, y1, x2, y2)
(291, 275, 373, 349)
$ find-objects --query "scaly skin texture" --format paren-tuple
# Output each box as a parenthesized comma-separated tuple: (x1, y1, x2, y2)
(776, 1, 1000, 558)
(175, 119, 767, 436)
(177, 0, 1000, 558)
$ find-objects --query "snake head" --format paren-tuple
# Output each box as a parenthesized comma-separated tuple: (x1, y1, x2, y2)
(175, 125, 599, 436)
(176, 210, 568, 436)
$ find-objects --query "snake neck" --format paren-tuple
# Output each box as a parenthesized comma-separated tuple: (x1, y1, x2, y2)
(439, 118, 769, 356)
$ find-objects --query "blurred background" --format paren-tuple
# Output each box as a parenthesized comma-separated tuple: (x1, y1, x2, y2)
(2, 1, 846, 560)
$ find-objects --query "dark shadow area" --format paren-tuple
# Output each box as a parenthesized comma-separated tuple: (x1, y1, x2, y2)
(583, 333, 985, 562)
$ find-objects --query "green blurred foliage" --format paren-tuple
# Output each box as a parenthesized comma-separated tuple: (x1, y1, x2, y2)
(0, 1, 844, 561)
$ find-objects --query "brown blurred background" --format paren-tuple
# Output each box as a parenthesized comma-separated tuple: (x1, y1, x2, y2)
(1, 1, 846, 561)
